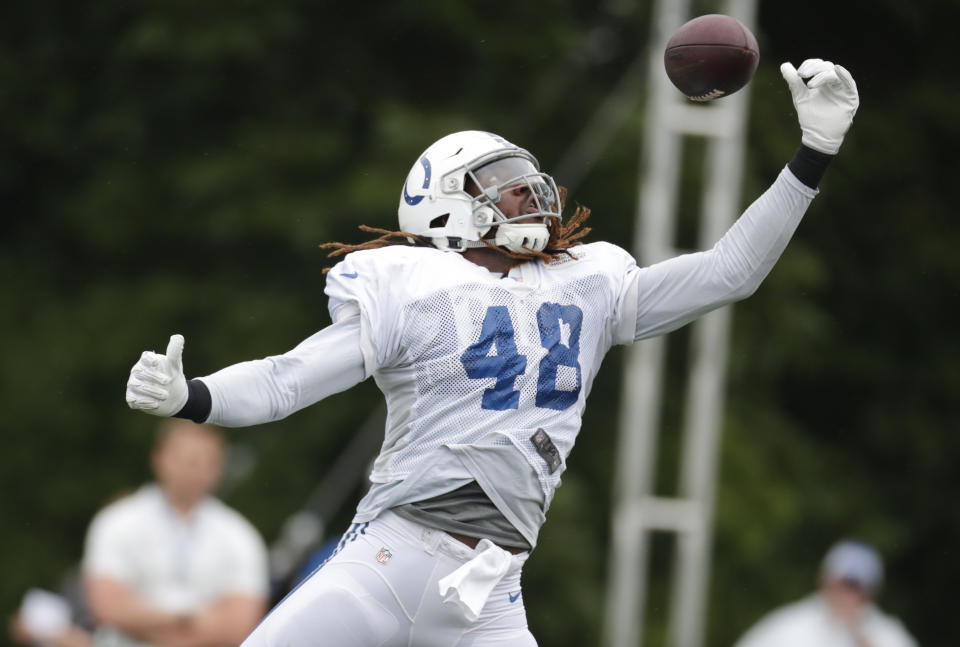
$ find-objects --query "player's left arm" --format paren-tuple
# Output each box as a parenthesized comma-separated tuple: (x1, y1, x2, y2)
(628, 59, 858, 341)
(198, 313, 367, 426)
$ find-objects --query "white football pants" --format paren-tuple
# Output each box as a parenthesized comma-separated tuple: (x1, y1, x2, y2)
(242, 510, 537, 647)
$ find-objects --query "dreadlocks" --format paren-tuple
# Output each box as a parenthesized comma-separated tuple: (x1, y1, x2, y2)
(319, 186, 592, 273)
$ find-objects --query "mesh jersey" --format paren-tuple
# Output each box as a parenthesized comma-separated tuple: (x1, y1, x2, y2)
(325, 242, 639, 503)
(195, 165, 814, 546)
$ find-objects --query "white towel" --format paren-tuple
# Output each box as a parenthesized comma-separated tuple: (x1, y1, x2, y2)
(437, 539, 514, 621)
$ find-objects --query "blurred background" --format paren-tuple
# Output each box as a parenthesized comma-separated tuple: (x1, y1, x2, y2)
(2, 0, 958, 645)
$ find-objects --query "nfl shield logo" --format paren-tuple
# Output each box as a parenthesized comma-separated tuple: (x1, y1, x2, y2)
(376, 547, 392, 564)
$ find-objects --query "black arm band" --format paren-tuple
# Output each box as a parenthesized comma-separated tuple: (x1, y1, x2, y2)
(174, 379, 213, 424)
(787, 144, 834, 189)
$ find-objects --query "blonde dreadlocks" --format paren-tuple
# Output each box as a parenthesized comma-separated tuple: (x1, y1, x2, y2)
(319, 186, 592, 273)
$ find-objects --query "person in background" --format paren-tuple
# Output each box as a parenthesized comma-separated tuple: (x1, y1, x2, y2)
(732, 539, 918, 647)
(81, 419, 269, 647)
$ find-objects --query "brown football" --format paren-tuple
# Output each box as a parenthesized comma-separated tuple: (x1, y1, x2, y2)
(664, 14, 759, 102)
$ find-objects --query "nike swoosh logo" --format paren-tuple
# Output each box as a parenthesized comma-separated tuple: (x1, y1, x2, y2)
(508, 592, 521, 603)
(340, 272, 359, 279)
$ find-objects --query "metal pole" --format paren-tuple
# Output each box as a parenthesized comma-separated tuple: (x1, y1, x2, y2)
(603, 1, 691, 645)
(605, 0, 756, 645)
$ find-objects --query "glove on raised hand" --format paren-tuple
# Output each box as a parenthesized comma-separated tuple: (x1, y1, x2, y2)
(126, 334, 188, 416)
(780, 59, 859, 155)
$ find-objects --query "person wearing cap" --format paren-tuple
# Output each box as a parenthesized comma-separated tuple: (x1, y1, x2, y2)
(731, 539, 918, 647)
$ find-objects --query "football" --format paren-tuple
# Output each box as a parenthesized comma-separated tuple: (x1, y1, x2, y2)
(663, 14, 759, 102)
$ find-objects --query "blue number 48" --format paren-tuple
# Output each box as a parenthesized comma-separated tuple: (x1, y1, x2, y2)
(460, 303, 583, 411)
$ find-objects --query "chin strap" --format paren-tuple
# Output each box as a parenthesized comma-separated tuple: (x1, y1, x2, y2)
(438, 224, 550, 254)
(458, 238, 491, 250)
(494, 223, 551, 253)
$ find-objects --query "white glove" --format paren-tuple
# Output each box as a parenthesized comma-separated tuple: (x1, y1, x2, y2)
(780, 58, 859, 154)
(126, 334, 188, 416)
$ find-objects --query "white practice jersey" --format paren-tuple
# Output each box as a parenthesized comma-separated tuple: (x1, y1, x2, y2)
(202, 166, 816, 546)
(326, 241, 639, 502)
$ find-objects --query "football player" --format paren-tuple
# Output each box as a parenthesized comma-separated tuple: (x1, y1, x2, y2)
(125, 59, 858, 646)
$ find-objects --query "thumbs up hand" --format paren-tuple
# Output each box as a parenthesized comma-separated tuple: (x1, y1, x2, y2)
(126, 334, 188, 416)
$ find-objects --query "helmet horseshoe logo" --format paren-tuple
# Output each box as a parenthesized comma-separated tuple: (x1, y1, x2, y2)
(402, 156, 432, 206)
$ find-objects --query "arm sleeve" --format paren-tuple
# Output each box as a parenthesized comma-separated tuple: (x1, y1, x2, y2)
(199, 314, 366, 427)
(630, 165, 817, 341)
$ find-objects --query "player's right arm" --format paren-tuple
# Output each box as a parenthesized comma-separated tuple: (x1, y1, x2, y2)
(125, 313, 366, 427)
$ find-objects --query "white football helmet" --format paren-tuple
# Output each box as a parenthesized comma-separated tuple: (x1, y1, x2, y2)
(397, 130, 560, 253)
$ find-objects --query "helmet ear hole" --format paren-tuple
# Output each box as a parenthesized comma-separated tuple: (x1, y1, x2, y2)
(429, 214, 449, 229)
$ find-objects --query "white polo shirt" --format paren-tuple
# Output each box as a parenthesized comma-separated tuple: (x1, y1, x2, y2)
(733, 594, 918, 647)
(82, 484, 268, 646)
